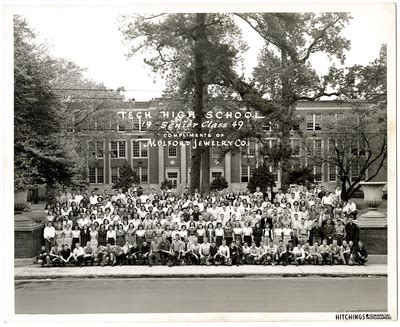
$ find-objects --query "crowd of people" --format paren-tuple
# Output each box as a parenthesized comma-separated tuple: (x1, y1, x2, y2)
(38, 185, 369, 268)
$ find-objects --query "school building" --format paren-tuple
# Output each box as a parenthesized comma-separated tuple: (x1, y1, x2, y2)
(72, 100, 387, 193)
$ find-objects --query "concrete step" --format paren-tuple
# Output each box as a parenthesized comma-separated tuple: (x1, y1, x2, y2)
(368, 255, 387, 264)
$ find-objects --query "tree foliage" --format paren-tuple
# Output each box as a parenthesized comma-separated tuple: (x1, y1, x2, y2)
(210, 176, 229, 191)
(14, 16, 124, 193)
(288, 167, 315, 186)
(119, 13, 360, 191)
(247, 164, 276, 193)
(14, 16, 76, 190)
(112, 161, 140, 192)
(304, 47, 387, 200)
(160, 179, 174, 190)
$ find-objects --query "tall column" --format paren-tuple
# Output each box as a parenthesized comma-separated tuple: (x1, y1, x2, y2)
(224, 152, 232, 184)
(181, 145, 187, 185)
(158, 146, 164, 186)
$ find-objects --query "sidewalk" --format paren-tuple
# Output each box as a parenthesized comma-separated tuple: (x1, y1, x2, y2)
(14, 264, 387, 280)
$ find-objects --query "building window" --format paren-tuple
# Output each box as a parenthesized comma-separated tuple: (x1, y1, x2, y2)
(306, 113, 322, 131)
(328, 139, 336, 156)
(241, 165, 254, 183)
(168, 146, 177, 158)
(132, 166, 149, 183)
(211, 147, 219, 158)
(328, 164, 337, 182)
(247, 140, 256, 156)
(314, 164, 323, 182)
(110, 141, 126, 158)
(111, 167, 119, 184)
(314, 139, 322, 156)
(351, 141, 367, 157)
(89, 141, 104, 158)
(118, 123, 126, 132)
(132, 140, 148, 158)
(132, 118, 140, 131)
(211, 171, 223, 181)
(88, 167, 104, 184)
(89, 167, 96, 184)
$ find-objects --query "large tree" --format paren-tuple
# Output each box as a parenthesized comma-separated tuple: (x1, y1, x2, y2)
(14, 16, 125, 198)
(237, 13, 353, 188)
(14, 16, 78, 194)
(119, 13, 246, 194)
(120, 13, 357, 192)
(304, 46, 387, 200)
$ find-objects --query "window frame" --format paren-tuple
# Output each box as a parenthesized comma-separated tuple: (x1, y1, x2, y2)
(132, 139, 149, 159)
(110, 140, 127, 159)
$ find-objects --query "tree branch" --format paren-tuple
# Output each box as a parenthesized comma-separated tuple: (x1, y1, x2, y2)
(298, 16, 342, 63)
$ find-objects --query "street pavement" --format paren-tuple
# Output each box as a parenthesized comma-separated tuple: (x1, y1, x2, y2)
(14, 263, 387, 280)
(15, 277, 387, 314)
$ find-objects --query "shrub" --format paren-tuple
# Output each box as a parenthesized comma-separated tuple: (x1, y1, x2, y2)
(112, 162, 140, 192)
(210, 176, 229, 191)
(247, 164, 276, 193)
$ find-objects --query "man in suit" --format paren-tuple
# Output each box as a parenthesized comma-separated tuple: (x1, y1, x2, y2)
(229, 239, 242, 266)
(345, 217, 359, 244)
(352, 241, 368, 265)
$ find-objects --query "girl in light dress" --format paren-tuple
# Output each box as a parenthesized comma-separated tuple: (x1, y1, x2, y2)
(63, 223, 73, 249)
(263, 223, 273, 246)
(126, 223, 136, 244)
(282, 223, 293, 246)
(232, 222, 243, 244)
(273, 223, 283, 245)
(135, 225, 146, 249)
(106, 225, 116, 245)
(89, 225, 98, 250)
(54, 222, 64, 250)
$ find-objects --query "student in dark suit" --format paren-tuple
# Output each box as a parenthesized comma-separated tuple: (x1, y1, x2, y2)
(345, 217, 359, 244)
(352, 241, 368, 265)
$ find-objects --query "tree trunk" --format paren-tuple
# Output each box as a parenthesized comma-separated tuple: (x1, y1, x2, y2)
(340, 176, 349, 201)
(190, 13, 207, 194)
(201, 146, 210, 194)
(279, 49, 292, 190)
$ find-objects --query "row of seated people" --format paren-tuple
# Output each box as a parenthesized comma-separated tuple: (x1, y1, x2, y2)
(38, 235, 368, 267)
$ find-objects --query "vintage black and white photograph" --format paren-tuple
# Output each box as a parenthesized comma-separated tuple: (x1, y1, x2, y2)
(2, 0, 397, 323)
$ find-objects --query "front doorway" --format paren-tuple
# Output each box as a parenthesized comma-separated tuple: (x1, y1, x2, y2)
(166, 169, 180, 189)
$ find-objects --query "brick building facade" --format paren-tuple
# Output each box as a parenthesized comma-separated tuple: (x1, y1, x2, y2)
(74, 100, 387, 193)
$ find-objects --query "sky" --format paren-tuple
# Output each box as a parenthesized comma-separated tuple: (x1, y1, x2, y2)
(18, 4, 393, 101)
